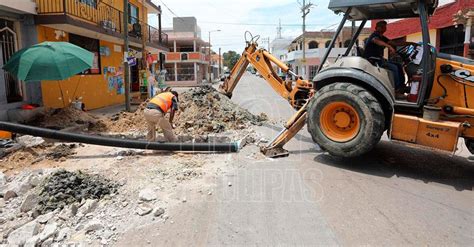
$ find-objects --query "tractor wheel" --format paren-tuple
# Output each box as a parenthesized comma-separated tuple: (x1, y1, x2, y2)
(307, 83, 385, 157)
(465, 139, 474, 154)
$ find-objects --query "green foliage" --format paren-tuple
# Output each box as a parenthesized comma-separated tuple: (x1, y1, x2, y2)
(223, 51, 241, 70)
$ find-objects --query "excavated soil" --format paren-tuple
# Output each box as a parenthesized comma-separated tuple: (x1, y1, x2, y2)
(36, 169, 118, 213)
(26, 86, 266, 139)
(33, 107, 106, 131)
(103, 86, 267, 135)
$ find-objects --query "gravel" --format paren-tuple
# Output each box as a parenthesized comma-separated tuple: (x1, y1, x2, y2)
(35, 169, 117, 213)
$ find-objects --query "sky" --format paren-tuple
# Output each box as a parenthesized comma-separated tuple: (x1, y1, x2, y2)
(148, 0, 456, 53)
(148, 0, 343, 53)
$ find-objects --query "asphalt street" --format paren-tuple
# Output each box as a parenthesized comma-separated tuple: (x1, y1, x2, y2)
(121, 73, 474, 246)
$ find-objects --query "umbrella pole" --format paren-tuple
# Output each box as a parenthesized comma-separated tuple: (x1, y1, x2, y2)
(71, 76, 82, 104)
(57, 80, 66, 107)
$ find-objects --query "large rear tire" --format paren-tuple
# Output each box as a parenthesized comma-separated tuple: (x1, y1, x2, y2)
(465, 139, 474, 154)
(307, 83, 385, 157)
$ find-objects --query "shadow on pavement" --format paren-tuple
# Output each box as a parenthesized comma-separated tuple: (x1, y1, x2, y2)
(261, 122, 314, 145)
(313, 140, 474, 191)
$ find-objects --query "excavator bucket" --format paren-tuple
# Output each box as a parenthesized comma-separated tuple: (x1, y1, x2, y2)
(261, 146, 290, 158)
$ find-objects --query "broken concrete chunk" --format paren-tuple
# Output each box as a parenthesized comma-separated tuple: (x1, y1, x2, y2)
(17, 135, 45, 148)
(24, 235, 40, 247)
(138, 188, 157, 202)
(136, 204, 152, 216)
(153, 207, 165, 217)
(7, 220, 40, 246)
(84, 220, 104, 232)
(41, 237, 54, 247)
(27, 174, 42, 187)
(77, 199, 98, 216)
(55, 227, 70, 242)
(4, 190, 17, 201)
(20, 193, 40, 212)
(38, 222, 58, 242)
(36, 211, 55, 224)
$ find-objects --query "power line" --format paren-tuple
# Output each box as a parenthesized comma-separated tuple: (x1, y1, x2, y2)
(199, 21, 331, 27)
(156, 0, 179, 17)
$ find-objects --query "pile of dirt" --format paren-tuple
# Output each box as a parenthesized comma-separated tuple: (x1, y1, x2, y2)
(174, 86, 267, 135)
(36, 169, 118, 213)
(104, 103, 148, 133)
(103, 86, 267, 135)
(34, 107, 106, 131)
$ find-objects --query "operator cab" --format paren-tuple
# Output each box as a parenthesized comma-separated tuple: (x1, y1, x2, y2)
(317, 0, 438, 111)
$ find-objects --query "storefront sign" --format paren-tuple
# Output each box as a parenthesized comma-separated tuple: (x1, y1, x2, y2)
(127, 57, 136, 66)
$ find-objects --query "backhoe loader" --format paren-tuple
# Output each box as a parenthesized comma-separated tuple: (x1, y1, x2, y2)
(220, 0, 474, 159)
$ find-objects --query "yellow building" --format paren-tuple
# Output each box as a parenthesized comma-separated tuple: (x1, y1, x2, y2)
(35, 0, 168, 110)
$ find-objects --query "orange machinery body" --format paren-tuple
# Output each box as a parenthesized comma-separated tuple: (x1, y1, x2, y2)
(220, 42, 313, 109)
(390, 57, 474, 153)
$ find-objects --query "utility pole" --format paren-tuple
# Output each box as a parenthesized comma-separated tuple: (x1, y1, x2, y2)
(277, 19, 282, 39)
(300, 0, 313, 62)
(123, 0, 131, 112)
(208, 30, 220, 83)
(208, 33, 211, 83)
(218, 47, 221, 77)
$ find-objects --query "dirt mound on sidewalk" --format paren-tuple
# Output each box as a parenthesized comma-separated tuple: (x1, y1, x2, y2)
(36, 169, 118, 213)
(34, 107, 106, 131)
(103, 86, 267, 135)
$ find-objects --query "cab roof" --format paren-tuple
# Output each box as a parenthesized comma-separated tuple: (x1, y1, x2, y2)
(328, 0, 438, 20)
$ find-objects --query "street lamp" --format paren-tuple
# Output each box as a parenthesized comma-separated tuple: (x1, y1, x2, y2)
(208, 29, 221, 83)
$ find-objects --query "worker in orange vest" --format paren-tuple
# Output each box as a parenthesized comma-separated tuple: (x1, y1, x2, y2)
(144, 91, 179, 142)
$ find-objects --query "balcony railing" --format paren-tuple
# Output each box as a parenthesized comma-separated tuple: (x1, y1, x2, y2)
(165, 52, 208, 62)
(36, 0, 167, 47)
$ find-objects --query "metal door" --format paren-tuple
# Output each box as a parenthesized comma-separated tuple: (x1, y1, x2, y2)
(0, 20, 22, 103)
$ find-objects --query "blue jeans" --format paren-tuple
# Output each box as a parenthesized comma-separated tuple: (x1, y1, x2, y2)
(384, 62, 404, 89)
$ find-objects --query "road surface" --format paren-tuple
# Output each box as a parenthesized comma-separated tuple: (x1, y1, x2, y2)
(118, 73, 474, 246)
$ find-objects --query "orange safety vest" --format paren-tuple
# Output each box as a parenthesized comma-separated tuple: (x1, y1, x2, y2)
(149, 92, 175, 113)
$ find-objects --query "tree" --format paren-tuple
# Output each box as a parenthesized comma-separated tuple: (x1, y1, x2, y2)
(223, 51, 241, 70)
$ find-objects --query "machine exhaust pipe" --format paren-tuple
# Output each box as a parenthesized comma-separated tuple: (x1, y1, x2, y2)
(0, 121, 239, 153)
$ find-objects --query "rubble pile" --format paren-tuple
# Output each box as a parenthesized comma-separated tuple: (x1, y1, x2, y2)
(103, 86, 267, 136)
(103, 103, 148, 133)
(34, 106, 106, 131)
(175, 86, 268, 135)
(36, 169, 118, 213)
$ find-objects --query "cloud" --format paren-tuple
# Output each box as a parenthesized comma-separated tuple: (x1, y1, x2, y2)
(149, 0, 342, 52)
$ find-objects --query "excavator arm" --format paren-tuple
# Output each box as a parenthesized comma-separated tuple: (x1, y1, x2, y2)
(219, 42, 313, 109)
(219, 41, 314, 157)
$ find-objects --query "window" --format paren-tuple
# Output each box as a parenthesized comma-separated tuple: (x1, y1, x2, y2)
(181, 53, 188, 61)
(79, 0, 97, 8)
(69, 34, 101, 75)
(325, 40, 332, 48)
(344, 39, 351, 48)
(439, 25, 465, 56)
(309, 65, 319, 79)
(128, 4, 139, 25)
(308, 41, 319, 49)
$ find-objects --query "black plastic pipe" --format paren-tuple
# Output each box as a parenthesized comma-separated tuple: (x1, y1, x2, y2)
(0, 121, 239, 152)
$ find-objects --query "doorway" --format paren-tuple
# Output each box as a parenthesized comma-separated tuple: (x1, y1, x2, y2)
(0, 19, 22, 103)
